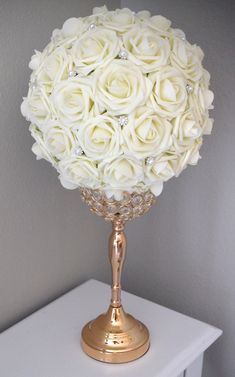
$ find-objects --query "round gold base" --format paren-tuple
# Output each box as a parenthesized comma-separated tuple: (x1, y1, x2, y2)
(81, 305, 150, 363)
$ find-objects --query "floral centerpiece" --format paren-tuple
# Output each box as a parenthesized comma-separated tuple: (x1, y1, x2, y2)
(21, 5, 214, 200)
(21, 6, 215, 363)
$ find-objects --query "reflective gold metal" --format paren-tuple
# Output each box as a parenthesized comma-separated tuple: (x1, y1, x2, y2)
(80, 189, 156, 363)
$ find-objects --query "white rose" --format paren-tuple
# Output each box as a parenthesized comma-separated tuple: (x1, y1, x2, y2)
(122, 106, 172, 158)
(92, 5, 108, 15)
(71, 29, 121, 75)
(48, 29, 77, 53)
(59, 156, 100, 189)
(29, 124, 56, 165)
(144, 152, 179, 196)
(145, 15, 171, 35)
(171, 110, 202, 153)
(43, 121, 76, 160)
(170, 28, 186, 41)
(94, 60, 152, 115)
(136, 10, 151, 20)
(149, 67, 187, 118)
(62, 17, 88, 37)
(21, 88, 51, 127)
(36, 47, 71, 93)
(52, 77, 94, 127)
(78, 115, 122, 160)
(170, 38, 204, 82)
(187, 139, 202, 165)
(29, 50, 44, 71)
(150, 181, 164, 196)
(202, 117, 214, 135)
(101, 156, 143, 192)
(145, 153, 177, 182)
(188, 75, 214, 123)
(101, 8, 136, 33)
(171, 138, 202, 176)
(201, 68, 211, 87)
(123, 27, 170, 73)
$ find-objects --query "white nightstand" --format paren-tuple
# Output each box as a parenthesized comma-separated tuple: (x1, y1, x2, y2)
(0, 280, 222, 377)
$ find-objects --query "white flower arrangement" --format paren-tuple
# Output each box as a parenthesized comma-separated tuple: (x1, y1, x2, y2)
(21, 5, 214, 199)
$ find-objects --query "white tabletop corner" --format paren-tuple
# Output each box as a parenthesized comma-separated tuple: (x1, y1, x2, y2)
(0, 279, 222, 377)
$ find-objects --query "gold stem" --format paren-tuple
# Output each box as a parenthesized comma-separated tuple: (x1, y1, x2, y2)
(108, 216, 127, 308)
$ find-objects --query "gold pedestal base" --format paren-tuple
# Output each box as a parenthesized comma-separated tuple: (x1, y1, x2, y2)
(81, 305, 150, 363)
(80, 190, 156, 363)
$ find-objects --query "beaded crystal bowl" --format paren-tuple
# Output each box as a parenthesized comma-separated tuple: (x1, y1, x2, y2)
(80, 189, 156, 222)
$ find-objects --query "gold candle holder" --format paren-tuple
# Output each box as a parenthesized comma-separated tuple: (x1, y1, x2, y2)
(80, 188, 156, 363)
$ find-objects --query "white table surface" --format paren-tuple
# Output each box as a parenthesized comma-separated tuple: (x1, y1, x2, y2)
(0, 280, 222, 377)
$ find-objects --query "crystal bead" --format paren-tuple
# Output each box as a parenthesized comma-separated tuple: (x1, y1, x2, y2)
(93, 202, 103, 212)
(133, 206, 141, 216)
(118, 115, 128, 127)
(80, 189, 155, 222)
(118, 50, 128, 60)
(88, 23, 97, 31)
(74, 146, 83, 156)
(107, 203, 119, 214)
(144, 191, 154, 203)
(146, 156, 155, 166)
(121, 192, 130, 204)
(120, 206, 132, 216)
(81, 188, 89, 197)
(92, 190, 103, 201)
(131, 195, 143, 206)
(106, 197, 115, 204)
(186, 84, 193, 94)
(68, 70, 77, 78)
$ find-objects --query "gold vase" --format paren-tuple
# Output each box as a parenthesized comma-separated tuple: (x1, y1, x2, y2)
(80, 188, 156, 363)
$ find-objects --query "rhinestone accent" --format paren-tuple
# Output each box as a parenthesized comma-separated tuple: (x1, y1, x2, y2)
(118, 115, 128, 127)
(68, 70, 77, 78)
(146, 156, 155, 166)
(88, 23, 97, 31)
(118, 50, 128, 60)
(73, 146, 83, 156)
(69, 70, 85, 79)
(186, 84, 193, 94)
(80, 189, 156, 222)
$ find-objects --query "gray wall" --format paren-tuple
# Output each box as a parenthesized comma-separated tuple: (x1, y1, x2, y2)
(120, 1, 235, 377)
(0, 0, 120, 331)
(0, 1, 235, 377)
